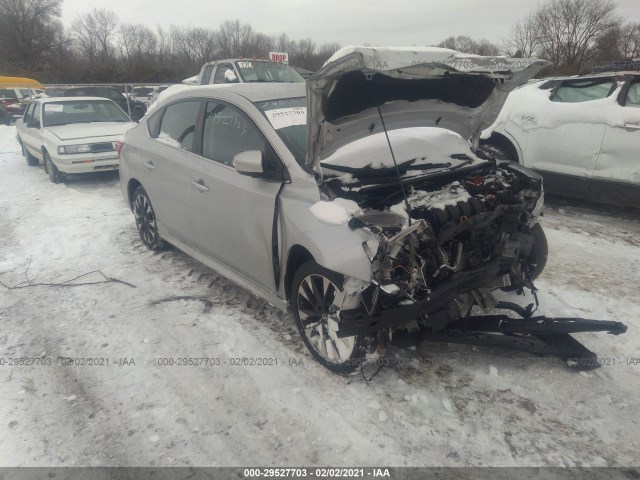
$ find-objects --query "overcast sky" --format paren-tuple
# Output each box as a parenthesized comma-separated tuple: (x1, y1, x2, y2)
(61, 0, 640, 47)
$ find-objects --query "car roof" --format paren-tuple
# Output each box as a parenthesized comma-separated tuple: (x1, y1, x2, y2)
(202, 59, 283, 67)
(40, 96, 117, 103)
(162, 83, 306, 104)
(546, 71, 640, 82)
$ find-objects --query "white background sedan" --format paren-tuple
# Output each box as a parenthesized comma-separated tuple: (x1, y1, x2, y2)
(15, 96, 136, 183)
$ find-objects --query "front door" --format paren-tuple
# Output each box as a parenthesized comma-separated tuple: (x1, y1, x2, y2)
(593, 79, 640, 203)
(522, 78, 615, 197)
(187, 100, 283, 291)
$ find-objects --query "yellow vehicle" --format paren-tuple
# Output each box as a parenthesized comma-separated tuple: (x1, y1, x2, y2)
(0, 76, 45, 125)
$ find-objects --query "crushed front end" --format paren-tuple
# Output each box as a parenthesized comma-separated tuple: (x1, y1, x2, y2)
(323, 152, 545, 338)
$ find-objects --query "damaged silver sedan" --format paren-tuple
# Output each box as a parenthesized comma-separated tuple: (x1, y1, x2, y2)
(120, 47, 626, 373)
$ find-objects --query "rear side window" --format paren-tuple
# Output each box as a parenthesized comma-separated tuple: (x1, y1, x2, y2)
(157, 101, 201, 152)
(625, 83, 640, 108)
(552, 80, 614, 103)
(201, 101, 266, 166)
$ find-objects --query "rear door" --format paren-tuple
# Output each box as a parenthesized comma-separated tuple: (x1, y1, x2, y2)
(21, 102, 42, 157)
(141, 99, 204, 243)
(523, 78, 615, 197)
(593, 78, 640, 203)
(186, 100, 284, 291)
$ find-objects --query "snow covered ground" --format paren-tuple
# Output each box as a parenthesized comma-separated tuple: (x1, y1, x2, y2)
(0, 124, 639, 467)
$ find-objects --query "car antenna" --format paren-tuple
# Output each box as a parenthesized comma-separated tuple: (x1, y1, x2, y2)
(371, 84, 412, 226)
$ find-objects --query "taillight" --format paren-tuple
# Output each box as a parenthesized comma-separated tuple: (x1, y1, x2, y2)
(116, 141, 124, 158)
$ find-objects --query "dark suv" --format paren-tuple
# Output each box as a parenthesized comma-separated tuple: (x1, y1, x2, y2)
(46, 86, 147, 122)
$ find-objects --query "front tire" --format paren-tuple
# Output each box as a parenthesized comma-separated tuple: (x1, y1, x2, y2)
(528, 223, 548, 280)
(132, 185, 165, 250)
(43, 151, 63, 183)
(291, 261, 367, 374)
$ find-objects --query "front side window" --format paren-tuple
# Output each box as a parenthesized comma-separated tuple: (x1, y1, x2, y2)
(255, 97, 307, 167)
(213, 64, 238, 84)
(157, 101, 201, 151)
(23, 103, 35, 122)
(201, 101, 266, 166)
(32, 103, 41, 125)
(42, 100, 130, 127)
(201, 65, 213, 84)
(625, 82, 640, 108)
(552, 79, 614, 103)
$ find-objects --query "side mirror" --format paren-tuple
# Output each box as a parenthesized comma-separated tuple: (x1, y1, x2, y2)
(233, 150, 264, 177)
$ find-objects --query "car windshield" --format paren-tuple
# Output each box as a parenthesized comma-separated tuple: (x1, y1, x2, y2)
(43, 100, 130, 127)
(0, 88, 18, 100)
(235, 61, 304, 83)
(132, 87, 155, 95)
(256, 97, 307, 165)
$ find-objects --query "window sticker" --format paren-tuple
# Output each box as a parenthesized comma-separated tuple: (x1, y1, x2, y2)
(264, 107, 307, 130)
(44, 104, 64, 112)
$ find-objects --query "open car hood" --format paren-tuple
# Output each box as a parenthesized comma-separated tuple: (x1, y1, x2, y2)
(306, 46, 550, 173)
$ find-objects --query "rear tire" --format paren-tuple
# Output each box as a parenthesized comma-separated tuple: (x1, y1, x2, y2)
(528, 223, 548, 280)
(21, 140, 39, 166)
(132, 185, 165, 250)
(291, 261, 368, 374)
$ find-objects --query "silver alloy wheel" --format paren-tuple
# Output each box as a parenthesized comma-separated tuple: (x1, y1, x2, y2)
(296, 274, 357, 364)
(133, 193, 157, 246)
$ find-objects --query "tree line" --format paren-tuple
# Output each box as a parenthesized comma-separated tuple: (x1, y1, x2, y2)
(0, 0, 638, 84)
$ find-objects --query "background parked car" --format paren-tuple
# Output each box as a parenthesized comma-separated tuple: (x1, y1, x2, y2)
(128, 85, 167, 106)
(46, 86, 147, 122)
(483, 70, 640, 207)
(196, 59, 305, 85)
(16, 96, 135, 183)
(0, 76, 45, 123)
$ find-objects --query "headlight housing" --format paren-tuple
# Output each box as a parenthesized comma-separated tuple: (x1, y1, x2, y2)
(58, 144, 91, 154)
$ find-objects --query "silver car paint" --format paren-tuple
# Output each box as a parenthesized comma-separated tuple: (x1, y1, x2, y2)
(306, 47, 550, 173)
(120, 84, 376, 312)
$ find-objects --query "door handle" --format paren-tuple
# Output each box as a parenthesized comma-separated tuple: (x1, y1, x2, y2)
(143, 160, 156, 170)
(624, 123, 640, 130)
(191, 180, 209, 192)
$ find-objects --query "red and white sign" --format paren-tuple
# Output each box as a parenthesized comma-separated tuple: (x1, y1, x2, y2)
(269, 52, 289, 64)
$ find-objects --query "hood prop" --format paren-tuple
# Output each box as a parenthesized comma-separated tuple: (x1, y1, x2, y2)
(371, 83, 412, 227)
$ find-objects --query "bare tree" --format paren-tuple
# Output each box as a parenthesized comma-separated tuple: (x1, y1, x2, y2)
(436, 35, 500, 56)
(506, 14, 540, 57)
(0, 0, 64, 63)
(534, 0, 619, 70)
(216, 19, 255, 58)
(119, 24, 157, 63)
(72, 8, 119, 62)
(619, 22, 640, 59)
